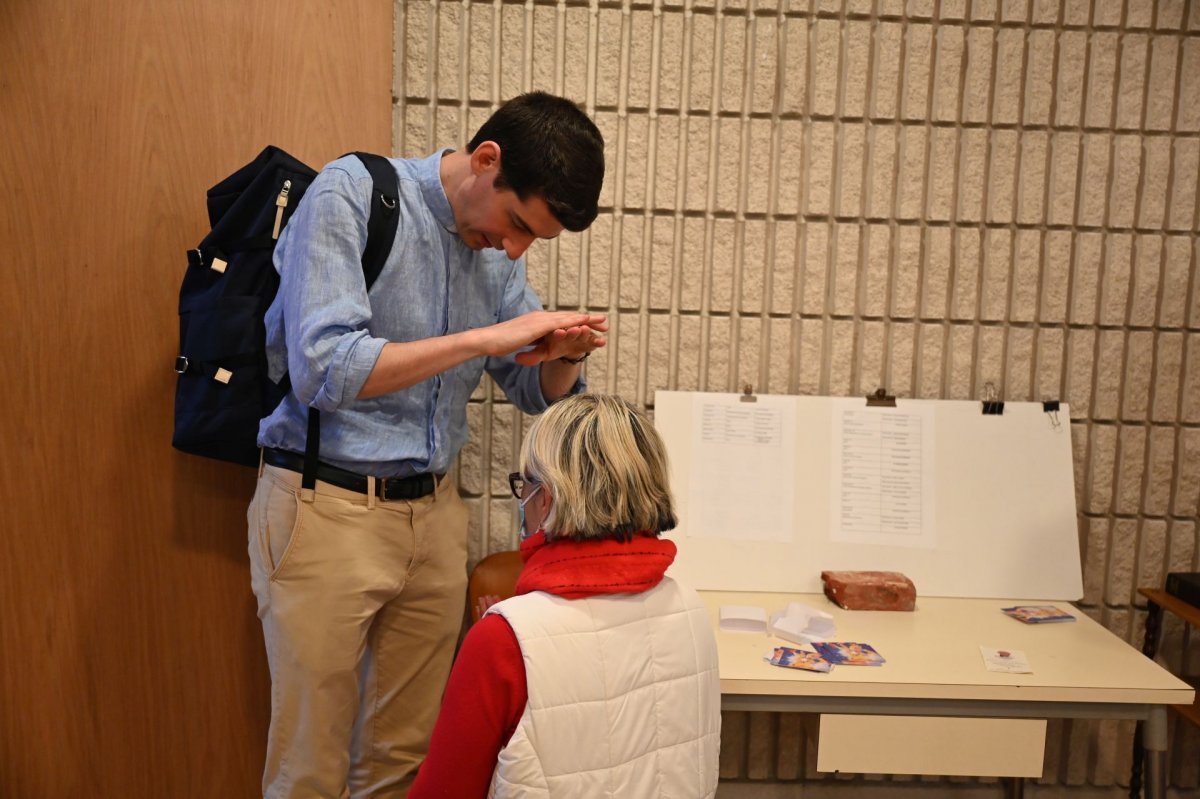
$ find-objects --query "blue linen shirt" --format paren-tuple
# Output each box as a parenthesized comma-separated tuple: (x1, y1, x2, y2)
(257, 150, 579, 477)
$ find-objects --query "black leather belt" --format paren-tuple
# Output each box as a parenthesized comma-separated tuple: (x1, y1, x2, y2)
(263, 448, 440, 501)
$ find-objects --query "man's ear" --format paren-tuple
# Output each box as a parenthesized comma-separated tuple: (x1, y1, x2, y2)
(470, 141, 501, 175)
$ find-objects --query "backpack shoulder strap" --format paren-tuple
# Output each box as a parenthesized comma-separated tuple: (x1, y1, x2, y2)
(301, 152, 399, 492)
(352, 152, 400, 290)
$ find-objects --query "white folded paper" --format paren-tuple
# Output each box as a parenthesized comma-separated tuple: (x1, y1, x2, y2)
(769, 602, 836, 645)
(719, 605, 768, 633)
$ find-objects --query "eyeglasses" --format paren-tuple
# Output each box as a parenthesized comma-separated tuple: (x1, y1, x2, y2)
(508, 472, 538, 499)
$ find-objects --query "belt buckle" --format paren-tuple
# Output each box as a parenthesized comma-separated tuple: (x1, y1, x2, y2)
(378, 475, 434, 502)
(378, 477, 402, 502)
(379, 476, 419, 502)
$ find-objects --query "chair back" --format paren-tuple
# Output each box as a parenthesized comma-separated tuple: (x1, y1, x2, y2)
(468, 550, 523, 623)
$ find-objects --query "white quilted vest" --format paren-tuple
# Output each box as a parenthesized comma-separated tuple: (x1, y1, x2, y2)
(486, 578, 721, 798)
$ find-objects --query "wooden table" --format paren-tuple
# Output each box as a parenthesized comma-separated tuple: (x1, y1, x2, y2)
(703, 591, 1194, 799)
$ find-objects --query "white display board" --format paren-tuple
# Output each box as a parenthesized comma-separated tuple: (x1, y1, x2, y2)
(654, 391, 1083, 600)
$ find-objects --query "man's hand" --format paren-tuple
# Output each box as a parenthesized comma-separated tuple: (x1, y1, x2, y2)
(479, 311, 608, 363)
(358, 311, 607, 400)
(514, 321, 608, 366)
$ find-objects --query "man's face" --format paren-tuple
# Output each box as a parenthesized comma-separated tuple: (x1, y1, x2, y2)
(455, 144, 564, 260)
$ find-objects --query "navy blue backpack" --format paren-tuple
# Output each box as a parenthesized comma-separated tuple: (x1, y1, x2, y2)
(172, 146, 398, 471)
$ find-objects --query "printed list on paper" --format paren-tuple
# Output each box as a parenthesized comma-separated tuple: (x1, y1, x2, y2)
(687, 395, 795, 542)
(830, 404, 937, 548)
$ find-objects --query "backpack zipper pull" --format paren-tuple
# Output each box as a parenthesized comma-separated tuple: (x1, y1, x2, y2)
(272, 180, 292, 239)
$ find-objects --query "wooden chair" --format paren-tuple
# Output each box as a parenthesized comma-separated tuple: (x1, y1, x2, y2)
(467, 550, 523, 623)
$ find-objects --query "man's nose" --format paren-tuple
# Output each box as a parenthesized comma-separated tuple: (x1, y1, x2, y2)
(502, 233, 533, 260)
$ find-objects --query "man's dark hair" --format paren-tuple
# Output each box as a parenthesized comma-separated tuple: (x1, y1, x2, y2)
(467, 92, 605, 232)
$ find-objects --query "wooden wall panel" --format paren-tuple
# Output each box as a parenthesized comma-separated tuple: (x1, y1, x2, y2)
(0, 2, 392, 796)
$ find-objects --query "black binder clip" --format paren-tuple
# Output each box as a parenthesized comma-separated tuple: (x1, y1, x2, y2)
(1043, 399, 1062, 430)
(740, 384, 757, 403)
(866, 388, 896, 407)
(982, 382, 1004, 415)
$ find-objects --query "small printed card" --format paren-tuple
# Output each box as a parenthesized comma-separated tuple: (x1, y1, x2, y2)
(719, 605, 768, 633)
(1000, 605, 1076, 624)
(812, 641, 886, 666)
(765, 646, 833, 673)
(980, 646, 1033, 673)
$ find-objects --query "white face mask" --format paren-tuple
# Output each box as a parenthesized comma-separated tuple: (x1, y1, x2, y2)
(517, 483, 543, 540)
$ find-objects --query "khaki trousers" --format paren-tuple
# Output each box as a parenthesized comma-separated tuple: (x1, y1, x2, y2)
(247, 463, 469, 799)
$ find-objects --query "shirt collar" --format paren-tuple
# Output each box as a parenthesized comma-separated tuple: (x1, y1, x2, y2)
(416, 148, 458, 233)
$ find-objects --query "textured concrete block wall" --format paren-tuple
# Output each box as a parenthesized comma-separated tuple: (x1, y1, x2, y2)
(396, 0, 1200, 790)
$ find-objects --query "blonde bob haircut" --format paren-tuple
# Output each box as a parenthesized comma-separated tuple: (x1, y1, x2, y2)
(520, 393, 677, 542)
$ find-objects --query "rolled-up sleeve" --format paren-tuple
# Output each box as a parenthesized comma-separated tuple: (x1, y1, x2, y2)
(274, 166, 388, 410)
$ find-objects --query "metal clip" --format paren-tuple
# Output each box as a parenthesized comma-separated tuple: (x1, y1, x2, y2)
(982, 382, 1004, 415)
(1043, 400, 1062, 430)
(866, 388, 896, 407)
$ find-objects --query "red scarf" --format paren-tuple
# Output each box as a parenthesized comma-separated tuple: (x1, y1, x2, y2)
(515, 531, 678, 600)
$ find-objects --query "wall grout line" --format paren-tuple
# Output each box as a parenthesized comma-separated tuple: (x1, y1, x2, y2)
(908, 0, 940, 400)
(1129, 4, 1165, 603)
(545, 0, 568, 309)
(665, 0, 696, 393)
(635, 0, 665, 408)
(696, 0, 726, 391)
(725, 0, 756, 394)
(603, 0, 634, 395)
(880, 9, 905, 400)
(757, 0, 789, 396)
(394, 0, 408, 155)
(1103, 4, 1140, 614)
(1006, 1, 1034, 407)
(788, 4, 814, 395)
(940, 3, 974, 401)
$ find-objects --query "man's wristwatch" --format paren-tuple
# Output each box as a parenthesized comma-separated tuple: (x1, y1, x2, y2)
(558, 352, 591, 365)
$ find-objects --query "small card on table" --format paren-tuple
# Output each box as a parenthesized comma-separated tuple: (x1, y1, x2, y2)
(812, 641, 886, 666)
(765, 646, 833, 673)
(1000, 605, 1075, 624)
(980, 646, 1033, 673)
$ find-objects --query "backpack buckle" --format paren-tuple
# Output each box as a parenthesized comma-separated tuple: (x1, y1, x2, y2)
(174, 356, 190, 374)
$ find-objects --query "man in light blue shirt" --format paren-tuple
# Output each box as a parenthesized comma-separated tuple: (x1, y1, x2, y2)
(246, 92, 607, 799)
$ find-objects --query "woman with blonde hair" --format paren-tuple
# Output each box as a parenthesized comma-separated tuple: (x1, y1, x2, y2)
(409, 393, 720, 798)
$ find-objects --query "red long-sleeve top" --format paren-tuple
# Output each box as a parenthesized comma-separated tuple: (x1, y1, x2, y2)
(407, 531, 677, 798)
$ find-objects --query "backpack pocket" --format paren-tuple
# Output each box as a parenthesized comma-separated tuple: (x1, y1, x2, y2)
(173, 295, 285, 466)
